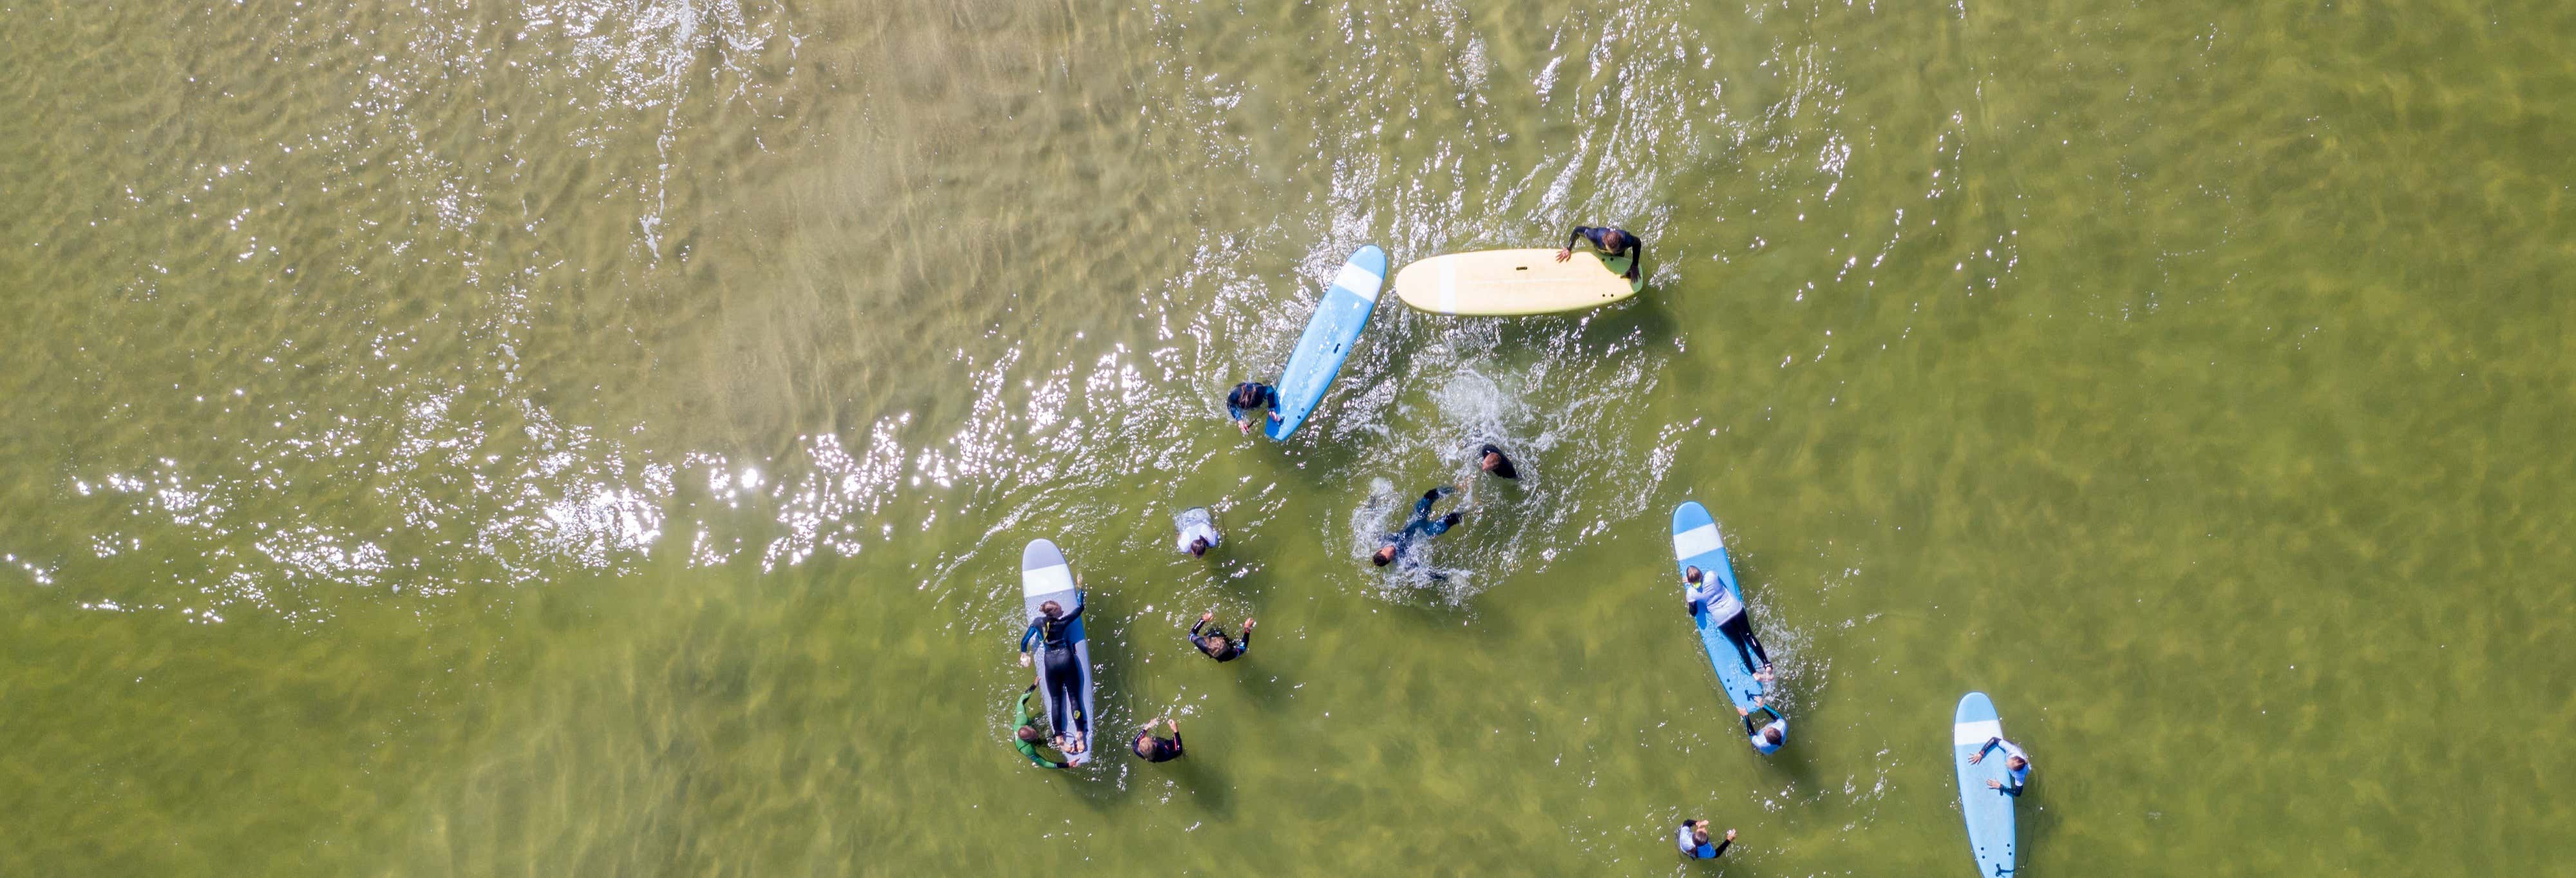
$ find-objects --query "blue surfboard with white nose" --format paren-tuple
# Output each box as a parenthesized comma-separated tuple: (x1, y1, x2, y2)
(1673, 501, 1768, 718)
(1265, 245, 1385, 441)
(1953, 692, 2019, 876)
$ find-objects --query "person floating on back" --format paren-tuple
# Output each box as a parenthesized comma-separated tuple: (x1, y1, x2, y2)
(1683, 565, 1774, 681)
(1477, 444, 1519, 481)
(1188, 612, 1253, 662)
(1739, 701, 1788, 754)
(1372, 486, 1464, 567)
(1011, 685, 1070, 769)
(1676, 820, 1736, 860)
(1557, 225, 1643, 281)
(1175, 506, 1222, 557)
(1018, 598, 1090, 750)
(1968, 734, 2033, 796)
(1227, 381, 1282, 434)
(1132, 717, 1184, 763)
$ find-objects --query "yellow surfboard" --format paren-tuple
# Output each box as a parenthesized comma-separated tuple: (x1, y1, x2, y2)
(1392, 249, 1643, 316)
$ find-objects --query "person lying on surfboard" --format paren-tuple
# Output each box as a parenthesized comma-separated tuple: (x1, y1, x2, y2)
(1675, 821, 1736, 859)
(1739, 703, 1788, 754)
(1968, 735, 2033, 796)
(1227, 381, 1283, 434)
(1372, 486, 1464, 567)
(1018, 599, 1090, 748)
(1555, 225, 1643, 281)
(1012, 685, 1070, 769)
(1683, 566, 1775, 681)
(1188, 612, 1253, 662)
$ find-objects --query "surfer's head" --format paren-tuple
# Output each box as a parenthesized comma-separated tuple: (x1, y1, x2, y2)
(1602, 229, 1631, 251)
(1763, 726, 1785, 745)
(2006, 755, 2026, 770)
(1481, 450, 1504, 471)
(1690, 824, 1710, 844)
(1372, 546, 1397, 566)
(1206, 632, 1231, 651)
(1189, 536, 1211, 557)
(1017, 725, 1044, 743)
(1684, 566, 1703, 585)
(1039, 600, 1063, 618)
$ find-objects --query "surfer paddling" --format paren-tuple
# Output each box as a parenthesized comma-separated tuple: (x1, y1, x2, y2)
(1372, 486, 1464, 567)
(1227, 381, 1283, 434)
(1675, 820, 1736, 860)
(1556, 225, 1643, 281)
(1969, 735, 2033, 796)
(1683, 565, 1774, 681)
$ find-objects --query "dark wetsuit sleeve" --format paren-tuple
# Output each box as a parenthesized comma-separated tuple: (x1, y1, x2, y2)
(1237, 625, 1251, 654)
(1019, 623, 1041, 653)
(1567, 227, 1595, 249)
(1711, 837, 1731, 858)
(1170, 729, 1182, 756)
(1188, 618, 1213, 654)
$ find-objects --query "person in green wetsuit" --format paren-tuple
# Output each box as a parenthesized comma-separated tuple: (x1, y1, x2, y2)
(1012, 685, 1070, 769)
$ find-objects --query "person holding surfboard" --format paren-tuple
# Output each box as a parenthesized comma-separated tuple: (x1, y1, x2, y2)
(1018, 598, 1090, 748)
(1968, 734, 2034, 796)
(1675, 821, 1736, 859)
(1684, 565, 1775, 680)
(1227, 381, 1283, 434)
(1132, 717, 1184, 763)
(1556, 225, 1643, 281)
(1372, 486, 1465, 567)
(1011, 685, 1070, 769)
(1188, 612, 1253, 662)
(1739, 703, 1788, 754)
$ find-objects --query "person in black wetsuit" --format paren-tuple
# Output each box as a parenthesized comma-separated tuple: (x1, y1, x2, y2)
(1018, 599, 1090, 745)
(1227, 382, 1282, 434)
(1556, 225, 1643, 281)
(1188, 612, 1254, 662)
(1132, 717, 1184, 763)
(1477, 444, 1519, 480)
(1372, 486, 1464, 566)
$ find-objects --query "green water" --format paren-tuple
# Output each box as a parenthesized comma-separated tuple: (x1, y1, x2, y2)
(4, 0, 2572, 875)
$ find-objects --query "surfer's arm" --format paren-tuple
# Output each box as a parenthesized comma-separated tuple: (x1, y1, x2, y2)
(1018, 624, 1041, 654)
(1683, 581, 1719, 611)
(1236, 623, 1251, 653)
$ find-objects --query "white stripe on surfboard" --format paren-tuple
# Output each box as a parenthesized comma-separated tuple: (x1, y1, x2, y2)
(1673, 522, 1722, 559)
(1332, 262, 1383, 301)
(1953, 718, 2003, 745)
(1021, 563, 1075, 598)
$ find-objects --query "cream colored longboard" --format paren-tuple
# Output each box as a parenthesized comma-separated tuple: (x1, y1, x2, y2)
(1392, 249, 1642, 316)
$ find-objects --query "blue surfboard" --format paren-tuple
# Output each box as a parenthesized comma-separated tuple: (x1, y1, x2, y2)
(1265, 245, 1386, 441)
(1953, 692, 2019, 876)
(1672, 502, 1769, 719)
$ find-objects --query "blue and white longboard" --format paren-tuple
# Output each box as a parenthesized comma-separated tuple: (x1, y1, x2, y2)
(1265, 245, 1386, 441)
(1672, 502, 1768, 719)
(1021, 539, 1095, 767)
(1953, 692, 2018, 876)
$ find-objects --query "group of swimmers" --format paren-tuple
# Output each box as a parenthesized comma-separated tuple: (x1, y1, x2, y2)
(1006, 224, 2033, 859)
